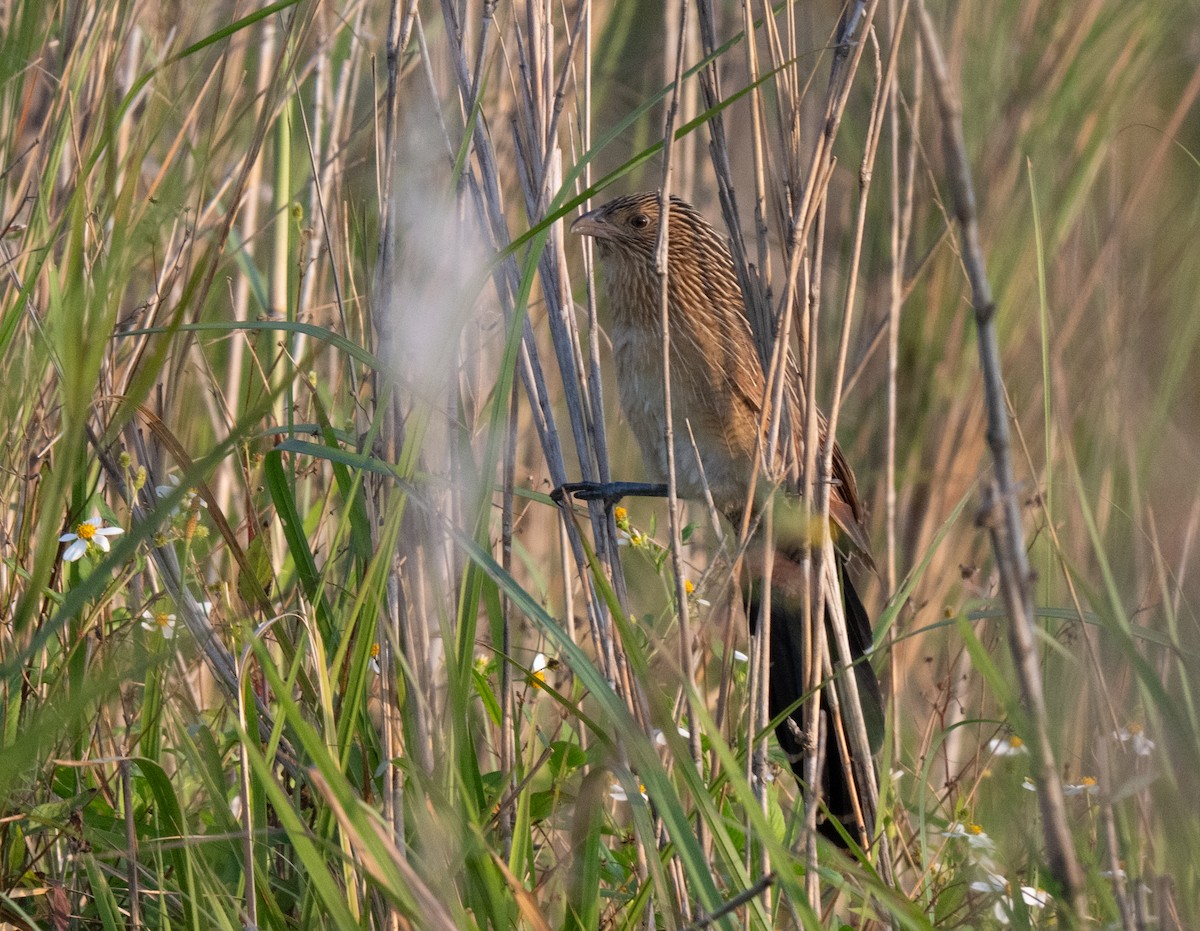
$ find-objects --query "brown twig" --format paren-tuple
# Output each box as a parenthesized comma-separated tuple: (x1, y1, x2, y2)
(915, 2, 1087, 921)
(654, 0, 710, 904)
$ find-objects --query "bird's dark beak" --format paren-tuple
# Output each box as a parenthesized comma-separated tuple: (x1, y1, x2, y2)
(570, 208, 609, 239)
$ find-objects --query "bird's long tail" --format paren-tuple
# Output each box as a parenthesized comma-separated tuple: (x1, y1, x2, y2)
(752, 551, 883, 846)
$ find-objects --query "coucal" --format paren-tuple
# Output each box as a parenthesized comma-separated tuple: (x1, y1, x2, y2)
(567, 191, 883, 843)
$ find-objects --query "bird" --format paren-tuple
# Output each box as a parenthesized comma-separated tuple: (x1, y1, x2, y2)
(567, 191, 883, 844)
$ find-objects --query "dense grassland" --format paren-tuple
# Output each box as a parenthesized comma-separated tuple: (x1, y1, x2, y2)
(1, 1, 1197, 927)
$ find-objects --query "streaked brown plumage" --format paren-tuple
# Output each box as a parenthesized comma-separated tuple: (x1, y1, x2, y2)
(572, 191, 882, 841)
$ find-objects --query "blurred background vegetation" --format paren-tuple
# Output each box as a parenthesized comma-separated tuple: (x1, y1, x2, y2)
(0, 0, 1196, 927)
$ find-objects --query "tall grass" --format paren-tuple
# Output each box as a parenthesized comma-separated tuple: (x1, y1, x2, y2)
(0, 0, 1196, 928)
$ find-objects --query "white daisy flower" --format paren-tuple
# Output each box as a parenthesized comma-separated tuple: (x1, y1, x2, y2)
(1020, 886, 1051, 909)
(608, 781, 647, 802)
(1113, 725, 1155, 756)
(683, 579, 711, 606)
(971, 872, 1050, 924)
(141, 609, 177, 639)
(970, 872, 1008, 894)
(941, 821, 995, 850)
(530, 652, 549, 688)
(155, 475, 206, 516)
(60, 516, 123, 562)
(986, 734, 1027, 757)
(652, 726, 691, 748)
(1063, 776, 1099, 796)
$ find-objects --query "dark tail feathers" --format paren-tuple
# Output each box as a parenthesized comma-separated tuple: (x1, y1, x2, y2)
(750, 554, 882, 845)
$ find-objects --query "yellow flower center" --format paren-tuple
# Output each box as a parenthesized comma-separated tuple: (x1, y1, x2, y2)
(370, 643, 380, 659)
(152, 611, 171, 629)
(614, 506, 627, 522)
(76, 521, 97, 541)
(684, 579, 695, 595)
(968, 823, 983, 835)
(1081, 775, 1097, 787)
(1128, 723, 1143, 735)
(1009, 736, 1023, 748)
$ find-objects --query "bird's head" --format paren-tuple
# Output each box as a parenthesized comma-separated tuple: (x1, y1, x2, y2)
(571, 192, 698, 260)
(571, 192, 745, 325)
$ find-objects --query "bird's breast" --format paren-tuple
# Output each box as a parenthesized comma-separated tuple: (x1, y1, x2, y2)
(610, 317, 757, 511)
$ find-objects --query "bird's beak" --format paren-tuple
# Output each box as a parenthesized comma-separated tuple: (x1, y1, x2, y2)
(570, 208, 609, 239)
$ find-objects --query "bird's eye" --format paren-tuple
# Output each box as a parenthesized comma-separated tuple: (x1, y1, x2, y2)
(629, 214, 649, 229)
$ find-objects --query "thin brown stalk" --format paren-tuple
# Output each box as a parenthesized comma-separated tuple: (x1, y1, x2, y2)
(693, 1, 771, 343)
(120, 759, 140, 929)
(801, 200, 825, 906)
(915, 1, 1087, 919)
(739, 0, 772, 289)
(815, 8, 906, 874)
(654, 0, 709, 897)
(884, 0, 922, 767)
